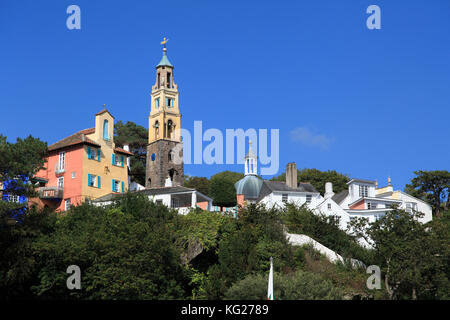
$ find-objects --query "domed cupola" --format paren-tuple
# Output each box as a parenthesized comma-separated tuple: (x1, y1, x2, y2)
(234, 141, 263, 201)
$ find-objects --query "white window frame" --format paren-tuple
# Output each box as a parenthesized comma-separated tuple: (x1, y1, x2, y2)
(306, 194, 312, 204)
(114, 154, 121, 166)
(65, 199, 71, 211)
(9, 194, 19, 203)
(89, 174, 97, 187)
(282, 194, 288, 203)
(58, 151, 66, 171)
(359, 185, 368, 198)
(57, 177, 64, 189)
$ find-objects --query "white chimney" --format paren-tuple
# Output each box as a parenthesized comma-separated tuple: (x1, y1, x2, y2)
(324, 182, 335, 199)
(123, 144, 131, 169)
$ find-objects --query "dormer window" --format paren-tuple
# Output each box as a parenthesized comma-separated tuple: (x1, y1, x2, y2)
(103, 120, 109, 140)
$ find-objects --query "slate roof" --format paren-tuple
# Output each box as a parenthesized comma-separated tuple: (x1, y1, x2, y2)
(332, 190, 349, 205)
(256, 180, 318, 202)
(48, 128, 99, 152)
(92, 186, 210, 203)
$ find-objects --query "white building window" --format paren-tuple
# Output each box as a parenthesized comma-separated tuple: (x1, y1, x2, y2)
(327, 203, 332, 210)
(406, 202, 417, 213)
(89, 174, 96, 187)
(57, 177, 64, 189)
(58, 152, 65, 171)
(282, 194, 288, 203)
(368, 202, 377, 209)
(9, 194, 19, 203)
(65, 199, 71, 211)
(306, 195, 312, 203)
(359, 185, 368, 197)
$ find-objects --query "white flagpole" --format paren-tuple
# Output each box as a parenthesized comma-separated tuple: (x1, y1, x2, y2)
(267, 257, 274, 300)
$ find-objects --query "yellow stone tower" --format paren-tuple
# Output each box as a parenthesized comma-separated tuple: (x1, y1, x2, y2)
(145, 38, 184, 188)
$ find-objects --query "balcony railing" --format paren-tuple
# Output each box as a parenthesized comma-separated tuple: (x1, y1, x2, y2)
(54, 164, 65, 174)
(38, 186, 63, 199)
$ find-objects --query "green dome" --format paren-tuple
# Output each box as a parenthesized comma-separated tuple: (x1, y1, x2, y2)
(234, 175, 263, 200)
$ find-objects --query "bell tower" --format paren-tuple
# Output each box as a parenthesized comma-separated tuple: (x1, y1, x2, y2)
(145, 38, 184, 188)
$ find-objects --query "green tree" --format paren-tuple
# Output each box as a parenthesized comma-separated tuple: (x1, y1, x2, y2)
(272, 168, 349, 195)
(405, 170, 450, 218)
(0, 134, 51, 298)
(281, 204, 375, 264)
(208, 171, 243, 208)
(185, 176, 210, 196)
(349, 209, 449, 299)
(114, 121, 148, 186)
(32, 194, 189, 299)
(204, 204, 294, 299)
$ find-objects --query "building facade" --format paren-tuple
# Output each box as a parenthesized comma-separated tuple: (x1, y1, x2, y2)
(33, 109, 132, 211)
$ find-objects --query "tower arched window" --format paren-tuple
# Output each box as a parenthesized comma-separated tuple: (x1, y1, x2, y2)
(154, 121, 160, 139)
(103, 120, 109, 140)
(167, 120, 174, 139)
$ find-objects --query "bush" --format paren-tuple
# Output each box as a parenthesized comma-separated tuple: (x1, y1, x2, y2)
(224, 270, 343, 300)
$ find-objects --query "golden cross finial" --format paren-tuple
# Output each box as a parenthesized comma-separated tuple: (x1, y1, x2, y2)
(161, 37, 169, 47)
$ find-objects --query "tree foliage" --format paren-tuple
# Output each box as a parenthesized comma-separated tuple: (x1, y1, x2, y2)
(114, 121, 148, 186)
(405, 170, 450, 218)
(348, 209, 450, 300)
(184, 176, 210, 196)
(208, 171, 243, 207)
(224, 270, 343, 300)
(32, 195, 189, 299)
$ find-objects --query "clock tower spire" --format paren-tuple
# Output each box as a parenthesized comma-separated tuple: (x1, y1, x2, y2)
(145, 39, 184, 188)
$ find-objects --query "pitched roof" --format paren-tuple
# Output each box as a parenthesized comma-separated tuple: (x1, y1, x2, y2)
(332, 190, 349, 205)
(114, 147, 134, 156)
(48, 128, 100, 152)
(92, 186, 212, 203)
(95, 109, 114, 118)
(256, 181, 318, 202)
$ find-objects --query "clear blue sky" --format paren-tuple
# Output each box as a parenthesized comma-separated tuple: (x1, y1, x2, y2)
(1, 0, 449, 191)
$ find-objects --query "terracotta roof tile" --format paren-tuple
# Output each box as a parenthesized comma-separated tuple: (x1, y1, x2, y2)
(114, 147, 134, 156)
(95, 109, 114, 118)
(48, 128, 100, 152)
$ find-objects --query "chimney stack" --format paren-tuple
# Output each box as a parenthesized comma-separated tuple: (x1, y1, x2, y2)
(123, 144, 131, 169)
(286, 163, 297, 189)
(324, 182, 335, 199)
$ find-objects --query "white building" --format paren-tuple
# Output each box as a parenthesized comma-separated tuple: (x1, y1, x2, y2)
(92, 186, 213, 215)
(234, 142, 349, 229)
(332, 177, 433, 225)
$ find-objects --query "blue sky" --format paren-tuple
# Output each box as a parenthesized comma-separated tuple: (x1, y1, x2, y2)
(1, 0, 449, 191)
